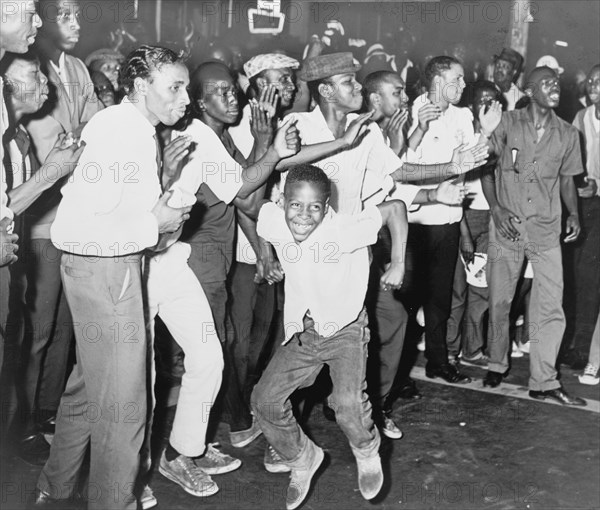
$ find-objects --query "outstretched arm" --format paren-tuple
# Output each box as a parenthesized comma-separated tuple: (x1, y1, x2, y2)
(375, 199, 408, 290)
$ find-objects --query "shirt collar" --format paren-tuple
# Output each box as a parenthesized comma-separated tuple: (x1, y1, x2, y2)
(522, 105, 560, 130)
(121, 96, 157, 136)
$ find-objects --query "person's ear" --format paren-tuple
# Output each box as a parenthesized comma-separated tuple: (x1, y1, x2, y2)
(256, 76, 267, 91)
(369, 92, 381, 108)
(133, 76, 148, 96)
(318, 82, 333, 100)
(324, 198, 330, 214)
(524, 84, 535, 98)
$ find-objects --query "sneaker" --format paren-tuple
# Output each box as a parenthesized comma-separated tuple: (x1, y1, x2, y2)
(460, 352, 489, 369)
(193, 443, 242, 475)
(286, 445, 324, 510)
(356, 454, 384, 500)
(511, 342, 524, 358)
(264, 444, 291, 473)
(380, 415, 403, 440)
(229, 417, 263, 448)
(140, 485, 157, 510)
(578, 363, 600, 386)
(519, 341, 530, 354)
(158, 452, 219, 497)
(416, 333, 425, 352)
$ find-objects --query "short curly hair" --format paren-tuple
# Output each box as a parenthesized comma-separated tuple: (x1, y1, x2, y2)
(424, 56, 461, 89)
(120, 45, 182, 94)
(284, 164, 331, 201)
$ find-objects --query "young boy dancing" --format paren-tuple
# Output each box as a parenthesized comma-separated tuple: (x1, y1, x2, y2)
(251, 165, 408, 510)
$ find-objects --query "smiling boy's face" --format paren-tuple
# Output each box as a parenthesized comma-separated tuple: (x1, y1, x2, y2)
(283, 181, 329, 243)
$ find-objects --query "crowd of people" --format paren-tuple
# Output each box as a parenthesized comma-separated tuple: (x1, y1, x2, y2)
(1, 1, 598, 510)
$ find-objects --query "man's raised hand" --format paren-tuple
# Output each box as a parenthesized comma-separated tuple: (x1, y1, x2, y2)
(451, 143, 489, 173)
(273, 117, 300, 159)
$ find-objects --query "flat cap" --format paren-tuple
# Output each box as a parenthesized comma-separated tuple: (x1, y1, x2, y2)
(494, 47, 524, 74)
(244, 53, 300, 79)
(297, 52, 361, 82)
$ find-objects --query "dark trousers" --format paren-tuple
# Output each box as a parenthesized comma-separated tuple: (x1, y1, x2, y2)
(404, 223, 461, 368)
(21, 239, 72, 430)
(565, 196, 600, 355)
(366, 248, 408, 411)
(228, 261, 277, 405)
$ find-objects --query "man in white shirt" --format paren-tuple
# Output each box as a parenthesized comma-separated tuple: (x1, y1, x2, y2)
(405, 56, 501, 384)
(40, 46, 192, 510)
(492, 47, 525, 111)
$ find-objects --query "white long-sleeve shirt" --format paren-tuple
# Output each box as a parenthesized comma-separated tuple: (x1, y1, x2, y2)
(51, 98, 160, 256)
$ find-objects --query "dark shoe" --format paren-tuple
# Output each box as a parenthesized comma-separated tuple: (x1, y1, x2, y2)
(322, 404, 336, 422)
(394, 378, 422, 400)
(425, 364, 471, 384)
(558, 350, 587, 370)
(38, 415, 56, 435)
(17, 433, 50, 467)
(529, 387, 587, 406)
(483, 371, 504, 388)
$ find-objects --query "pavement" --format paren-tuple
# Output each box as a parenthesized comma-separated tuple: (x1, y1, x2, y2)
(1, 352, 598, 510)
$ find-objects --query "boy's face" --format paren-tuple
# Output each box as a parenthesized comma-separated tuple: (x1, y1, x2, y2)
(437, 63, 465, 105)
(472, 87, 497, 119)
(0, 0, 42, 54)
(258, 68, 296, 108)
(284, 182, 329, 243)
(201, 73, 239, 125)
(41, 0, 81, 51)
(526, 68, 560, 109)
(6, 58, 49, 114)
(324, 73, 363, 112)
(376, 75, 408, 118)
(586, 68, 600, 105)
(142, 62, 190, 126)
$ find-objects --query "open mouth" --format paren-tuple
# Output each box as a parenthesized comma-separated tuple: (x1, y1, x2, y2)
(548, 92, 560, 101)
(292, 222, 312, 233)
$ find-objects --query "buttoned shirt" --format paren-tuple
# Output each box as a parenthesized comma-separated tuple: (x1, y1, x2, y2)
(257, 201, 382, 341)
(51, 98, 160, 256)
(489, 107, 583, 250)
(406, 93, 477, 225)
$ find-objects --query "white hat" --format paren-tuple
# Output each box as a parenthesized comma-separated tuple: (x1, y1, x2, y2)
(536, 55, 564, 75)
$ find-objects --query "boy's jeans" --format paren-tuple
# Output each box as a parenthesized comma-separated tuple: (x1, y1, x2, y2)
(251, 308, 380, 469)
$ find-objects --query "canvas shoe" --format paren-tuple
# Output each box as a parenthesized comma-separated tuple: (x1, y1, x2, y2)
(158, 452, 219, 497)
(380, 415, 403, 440)
(356, 454, 384, 500)
(578, 363, 599, 386)
(286, 445, 324, 510)
(140, 485, 157, 510)
(230, 417, 262, 448)
(193, 443, 242, 475)
(264, 444, 291, 473)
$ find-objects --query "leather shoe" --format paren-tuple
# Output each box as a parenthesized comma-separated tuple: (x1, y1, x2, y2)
(529, 387, 587, 406)
(483, 371, 504, 388)
(425, 364, 471, 384)
(38, 415, 56, 435)
(17, 433, 50, 466)
(394, 378, 422, 400)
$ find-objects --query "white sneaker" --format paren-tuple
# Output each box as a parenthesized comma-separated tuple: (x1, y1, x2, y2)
(229, 417, 262, 448)
(578, 363, 599, 386)
(417, 333, 425, 352)
(193, 443, 242, 475)
(380, 415, 403, 440)
(356, 454, 384, 500)
(158, 452, 219, 497)
(140, 485, 157, 510)
(264, 444, 291, 473)
(512, 342, 524, 358)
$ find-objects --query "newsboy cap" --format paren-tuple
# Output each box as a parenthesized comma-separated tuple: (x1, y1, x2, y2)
(297, 52, 361, 82)
(244, 53, 300, 79)
(494, 47, 524, 74)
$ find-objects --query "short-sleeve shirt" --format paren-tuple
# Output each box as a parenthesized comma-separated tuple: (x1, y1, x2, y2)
(257, 202, 382, 341)
(406, 93, 477, 225)
(177, 119, 245, 283)
(489, 107, 583, 250)
(291, 106, 400, 214)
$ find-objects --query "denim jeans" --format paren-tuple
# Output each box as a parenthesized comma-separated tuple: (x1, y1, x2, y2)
(251, 308, 380, 469)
